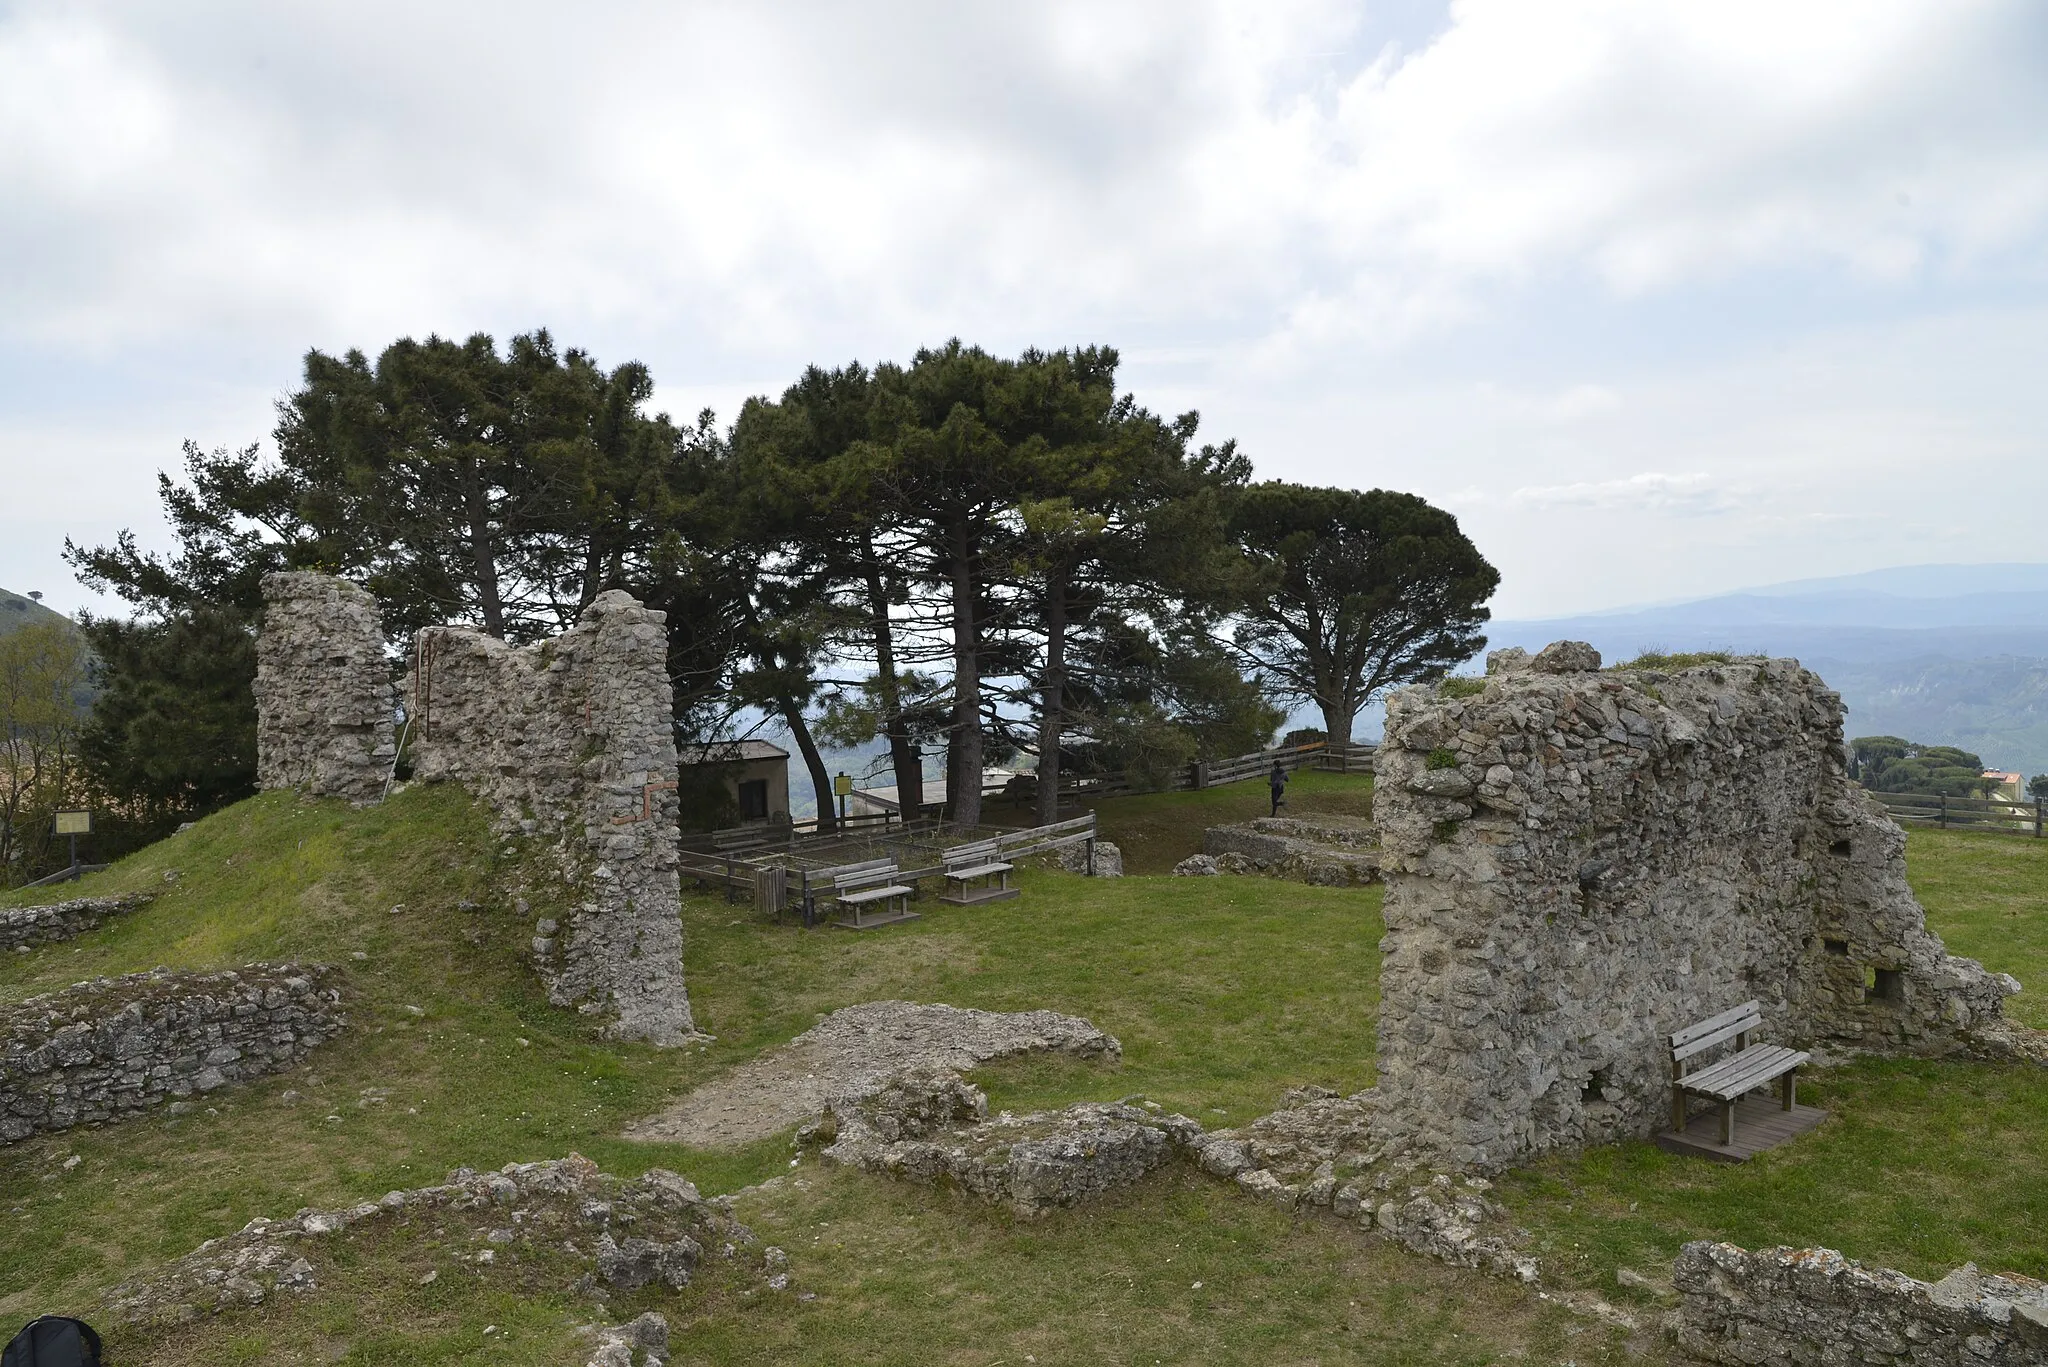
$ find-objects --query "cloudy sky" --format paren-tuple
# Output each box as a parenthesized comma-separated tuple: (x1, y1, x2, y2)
(4, 0, 2045, 619)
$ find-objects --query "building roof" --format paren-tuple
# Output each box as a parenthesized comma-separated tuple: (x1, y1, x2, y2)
(678, 740, 790, 764)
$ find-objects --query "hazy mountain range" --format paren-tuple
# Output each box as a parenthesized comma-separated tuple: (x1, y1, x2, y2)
(1487, 564, 2048, 777)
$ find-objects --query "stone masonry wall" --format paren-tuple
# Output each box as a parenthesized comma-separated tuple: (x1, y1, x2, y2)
(1371, 642, 2025, 1171)
(1, 894, 150, 952)
(1673, 1242, 2048, 1365)
(0, 964, 342, 1143)
(406, 591, 692, 1045)
(255, 573, 395, 803)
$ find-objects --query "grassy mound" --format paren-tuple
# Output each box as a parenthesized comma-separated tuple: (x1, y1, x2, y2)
(2, 782, 2042, 1364)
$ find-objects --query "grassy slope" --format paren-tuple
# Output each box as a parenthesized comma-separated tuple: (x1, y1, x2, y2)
(3, 783, 2041, 1362)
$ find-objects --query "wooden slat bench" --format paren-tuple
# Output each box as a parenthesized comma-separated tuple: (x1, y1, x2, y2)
(940, 839, 1017, 906)
(829, 862, 919, 931)
(1663, 1000, 1815, 1155)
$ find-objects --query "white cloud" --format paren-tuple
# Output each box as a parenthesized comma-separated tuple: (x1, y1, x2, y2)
(2, 1, 2046, 619)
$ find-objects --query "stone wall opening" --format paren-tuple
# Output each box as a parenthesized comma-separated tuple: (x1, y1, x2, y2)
(255, 574, 693, 1046)
(1369, 640, 2030, 1172)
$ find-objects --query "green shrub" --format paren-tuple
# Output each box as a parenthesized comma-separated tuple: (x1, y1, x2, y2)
(1437, 677, 1486, 699)
(1425, 748, 1460, 770)
(1613, 650, 1733, 672)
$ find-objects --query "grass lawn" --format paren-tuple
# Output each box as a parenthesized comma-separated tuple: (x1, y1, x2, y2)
(1, 786, 2041, 1363)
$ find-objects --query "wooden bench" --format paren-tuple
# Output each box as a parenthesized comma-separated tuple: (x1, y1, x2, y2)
(1668, 1000, 1811, 1149)
(829, 862, 919, 931)
(940, 839, 1017, 906)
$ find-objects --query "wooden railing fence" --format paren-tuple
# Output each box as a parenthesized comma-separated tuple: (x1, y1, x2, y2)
(1868, 790, 2045, 838)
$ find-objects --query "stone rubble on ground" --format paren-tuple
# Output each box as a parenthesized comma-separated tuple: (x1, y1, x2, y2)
(0, 895, 152, 953)
(1054, 840, 1123, 878)
(1171, 854, 1220, 876)
(1201, 814, 1380, 886)
(1673, 1241, 2048, 1365)
(579, 1312, 671, 1367)
(105, 1155, 773, 1327)
(1, 964, 342, 1144)
(626, 1001, 1120, 1147)
(813, 1071, 1202, 1216)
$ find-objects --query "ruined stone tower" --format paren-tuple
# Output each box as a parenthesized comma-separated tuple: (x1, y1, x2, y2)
(254, 572, 396, 803)
(405, 591, 693, 1045)
(1370, 642, 2025, 1171)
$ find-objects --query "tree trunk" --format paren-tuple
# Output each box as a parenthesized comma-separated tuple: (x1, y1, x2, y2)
(1319, 701, 1356, 746)
(463, 460, 507, 639)
(780, 699, 837, 834)
(1035, 568, 1068, 828)
(945, 519, 983, 827)
(863, 543, 923, 816)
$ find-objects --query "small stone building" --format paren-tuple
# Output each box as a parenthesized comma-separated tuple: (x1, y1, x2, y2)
(678, 740, 791, 823)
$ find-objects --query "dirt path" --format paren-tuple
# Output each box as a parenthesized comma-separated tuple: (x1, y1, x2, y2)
(623, 1001, 1119, 1148)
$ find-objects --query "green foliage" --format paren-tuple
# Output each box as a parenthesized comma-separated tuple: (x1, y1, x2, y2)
(1438, 677, 1487, 698)
(2029, 774, 2048, 803)
(0, 621, 87, 882)
(1613, 650, 1733, 671)
(1425, 747, 1460, 770)
(76, 607, 257, 847)
(1851, 735, 1999, 797)
(1228, 482, 1498, 742)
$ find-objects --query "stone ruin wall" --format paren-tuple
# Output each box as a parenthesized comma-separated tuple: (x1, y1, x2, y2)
(254, 572, 395, 803)
(1674, 1241, 2048, 1366)
(1, 964, 342, 1144)
(406, 591, 693, 1046)
(1370, 641, 2025, 1172)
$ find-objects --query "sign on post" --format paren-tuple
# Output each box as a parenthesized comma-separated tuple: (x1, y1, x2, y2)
(833, 773, 853, 796)
(53, 810, 91, 835)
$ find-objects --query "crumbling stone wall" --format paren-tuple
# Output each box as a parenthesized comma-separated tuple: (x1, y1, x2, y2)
(1372, 642, 2024, 1170)
(1674, 1242, 2048, 1365)
(255, 573, 395, 802)
(1, 964, 341, 1143)
(1, 894, 150, 952)
(407, 591, 692, 1045)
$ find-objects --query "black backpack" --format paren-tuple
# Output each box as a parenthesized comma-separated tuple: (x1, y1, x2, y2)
(2, 1318, 101, 1367)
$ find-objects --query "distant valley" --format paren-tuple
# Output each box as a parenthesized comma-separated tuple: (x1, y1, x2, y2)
(1487, 564, 2048, 776)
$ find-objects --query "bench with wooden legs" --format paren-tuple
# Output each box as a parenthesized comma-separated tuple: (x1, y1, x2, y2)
(1664, 1000, 1813, 1155)
(829, 863, 919, 931)
(940, 839, 1017, 905)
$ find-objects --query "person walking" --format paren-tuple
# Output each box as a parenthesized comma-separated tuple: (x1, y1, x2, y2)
(1269, 758, 1289, 815)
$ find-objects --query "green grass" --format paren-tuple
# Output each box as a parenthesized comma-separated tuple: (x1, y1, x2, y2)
(1610, 651, 1735, 671)
(1900, 827, 2048, 1030)
(3, 785, 2042, 1363)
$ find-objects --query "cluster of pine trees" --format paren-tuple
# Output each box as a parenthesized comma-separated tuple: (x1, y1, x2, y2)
(64, 330, 1497, 846)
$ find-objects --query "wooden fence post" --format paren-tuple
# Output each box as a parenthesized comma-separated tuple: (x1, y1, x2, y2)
(1939, 794, 1948, 829)
(2037, 799, 2043, 839)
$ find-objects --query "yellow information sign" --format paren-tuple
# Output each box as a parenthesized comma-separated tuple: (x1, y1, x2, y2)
(53, 810, 91, 835)
(833, 773, 854, 797)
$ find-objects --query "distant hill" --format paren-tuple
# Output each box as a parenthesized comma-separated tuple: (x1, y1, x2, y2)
(1487, 564, 2048, 777)
(0, 588, 75, 639)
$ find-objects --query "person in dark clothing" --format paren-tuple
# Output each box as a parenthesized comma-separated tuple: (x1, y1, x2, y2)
(1269, 759, 1289, 815)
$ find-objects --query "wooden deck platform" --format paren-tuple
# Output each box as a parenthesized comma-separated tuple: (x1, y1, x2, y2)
(1655, 1095, 1829, 1163)
(937, 887, 1020, 906)
(830, 909, 922, 931)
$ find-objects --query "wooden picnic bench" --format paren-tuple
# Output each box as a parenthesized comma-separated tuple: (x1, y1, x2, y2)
(829, 862, 919, 931)
(1662, 999, 1815, 1157)
(940, 839, 1018, 906)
